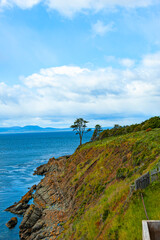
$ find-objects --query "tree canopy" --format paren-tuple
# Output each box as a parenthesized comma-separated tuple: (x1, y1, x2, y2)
(99, 116, 160, 140)
(70, 118, 91, 146)
(91, 124, 102, 141)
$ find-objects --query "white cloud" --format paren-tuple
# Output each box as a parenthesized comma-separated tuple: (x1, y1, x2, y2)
(0, 0, 41, 9)
(0, 53, 160, 127)
(0, 0, 157, 16)
(141, 52, 160, 68)
(92, 20, 114, 36)
(40, 0, 159, 17)
(119, 58, 135, 68)
(105, 57, 135, 67)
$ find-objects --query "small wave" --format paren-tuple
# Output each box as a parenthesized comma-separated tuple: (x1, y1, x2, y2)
(7, 168, 26, 174)
(0, 169, 9, 174)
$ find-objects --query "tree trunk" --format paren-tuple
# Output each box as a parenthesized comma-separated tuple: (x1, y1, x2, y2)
(80, 135, 82, 146)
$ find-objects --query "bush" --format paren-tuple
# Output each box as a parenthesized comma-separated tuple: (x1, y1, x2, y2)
(142, 116, 160, 130)
(134, 125, 142, 132)
(95, 183, 105, 196)
(116, 168, 129, 179)
(102, 207, 109, 222)
(98, 116, 160, 140)
(146, 128, 152, 132)
(133, 156, 142, 166)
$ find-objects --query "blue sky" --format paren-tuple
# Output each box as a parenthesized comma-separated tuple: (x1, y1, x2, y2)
(0, 0, 160, 128)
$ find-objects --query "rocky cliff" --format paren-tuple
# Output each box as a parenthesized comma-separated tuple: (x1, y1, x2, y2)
(6, 156, 70, 239)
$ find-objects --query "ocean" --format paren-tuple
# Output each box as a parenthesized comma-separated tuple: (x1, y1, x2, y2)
(0, 131, 92, 240)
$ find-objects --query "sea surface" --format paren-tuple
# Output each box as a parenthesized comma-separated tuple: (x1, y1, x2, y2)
(0, 131, 92, 240)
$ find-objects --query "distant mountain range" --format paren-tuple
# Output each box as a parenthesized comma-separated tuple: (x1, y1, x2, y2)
(0, 125, 71, 133)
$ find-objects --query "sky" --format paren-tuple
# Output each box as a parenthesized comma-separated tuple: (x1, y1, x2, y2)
(0, 0, 160, 128)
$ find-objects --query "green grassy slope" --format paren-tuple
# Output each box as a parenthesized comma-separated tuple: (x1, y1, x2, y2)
(59, 128, 160, 240)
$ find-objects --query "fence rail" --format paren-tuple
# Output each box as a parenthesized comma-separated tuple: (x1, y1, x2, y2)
(135, 172, 150, 190)
(131, 168, 160, 192)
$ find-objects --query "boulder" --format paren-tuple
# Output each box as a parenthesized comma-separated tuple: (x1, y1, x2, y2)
(6, 217, 17, 229)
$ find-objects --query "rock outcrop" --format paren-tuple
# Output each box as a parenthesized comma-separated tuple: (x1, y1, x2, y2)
(5, 185, 36, 215)
(20, 204, 42, 240)
(6, 217, 18, 229)
(6, 156, 70, 240)
(33, 156, 70, 176)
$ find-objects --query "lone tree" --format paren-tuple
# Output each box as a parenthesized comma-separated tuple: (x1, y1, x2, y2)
(91, 124, 102, 141)
(70, 118, 91, 146)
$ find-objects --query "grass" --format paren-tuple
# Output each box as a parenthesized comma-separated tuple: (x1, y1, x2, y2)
(59, 128, 160, 240)
(113, 181, 160, 240)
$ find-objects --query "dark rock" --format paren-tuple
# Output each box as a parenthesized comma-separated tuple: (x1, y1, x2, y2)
(33, 157, 64, 176)
(33, 164, 47, 176)
(20, 204, 42, 229)
(7, 155, 68, 239)
(33, 157, 56, 176)
(5, 202, 30, 215)
(20, 204, 42, 239)
(5, 185, 36, 215)
(32, 220, 44, 232)
(6, 217, 17, 229)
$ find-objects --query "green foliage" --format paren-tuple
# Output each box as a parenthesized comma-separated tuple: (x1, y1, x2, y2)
(117, 181, 160, 239)
(99, 116, 160, 140)
(94, 183, 105, 196)
(131, 135, 160, 167)
(102, 206, 109, 222)
(107, 228, 119, 240)
(141, 116, 160, 130)
(91, 124, 102, 141)
(61, 128, 160, 240)
(70, 118, 91, 145)
(116, 168, 129, 179)
(77, 199, 88, 217)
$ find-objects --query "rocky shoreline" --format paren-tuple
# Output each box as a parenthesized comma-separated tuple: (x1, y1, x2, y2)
(5, 155, 71, 240)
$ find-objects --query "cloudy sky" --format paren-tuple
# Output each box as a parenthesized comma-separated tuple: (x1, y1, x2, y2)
(0, 0, 160, 128)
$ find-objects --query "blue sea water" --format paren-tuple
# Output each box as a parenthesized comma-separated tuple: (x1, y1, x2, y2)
(0, 131, 92, 240)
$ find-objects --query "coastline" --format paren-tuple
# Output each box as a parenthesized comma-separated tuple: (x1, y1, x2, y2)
(5, 155, 70, 240)
(1, 131, 92, 240)
(4, 127, 160, 239)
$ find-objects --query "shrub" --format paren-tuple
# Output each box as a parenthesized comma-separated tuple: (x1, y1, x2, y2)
(142, 116, 160, 130)
(99, 130, 109, 139)
(102, 207, 109, 222)
(98, 116, 160, 140)
(133, 156, 142, 166)
(146, 128, 152, 132)
(134, 125, 142, 132)
(95, 183, 105, 196)
(116, 168, 129, 179)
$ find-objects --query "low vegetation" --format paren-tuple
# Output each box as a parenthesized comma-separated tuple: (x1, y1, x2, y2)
(99, 116, 160, 140)
(58, 117, 160, 240)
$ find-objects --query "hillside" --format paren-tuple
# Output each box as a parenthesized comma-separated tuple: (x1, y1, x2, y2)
(60, 128, 160, 240)
(6, 127, 160, 240)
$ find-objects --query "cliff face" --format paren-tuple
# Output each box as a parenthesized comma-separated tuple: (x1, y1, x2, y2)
(6, 128, 160, 240)
(6, 156, 69, 239)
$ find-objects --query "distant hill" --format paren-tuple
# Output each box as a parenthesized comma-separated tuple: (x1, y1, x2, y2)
(0, 125, 71, 133)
